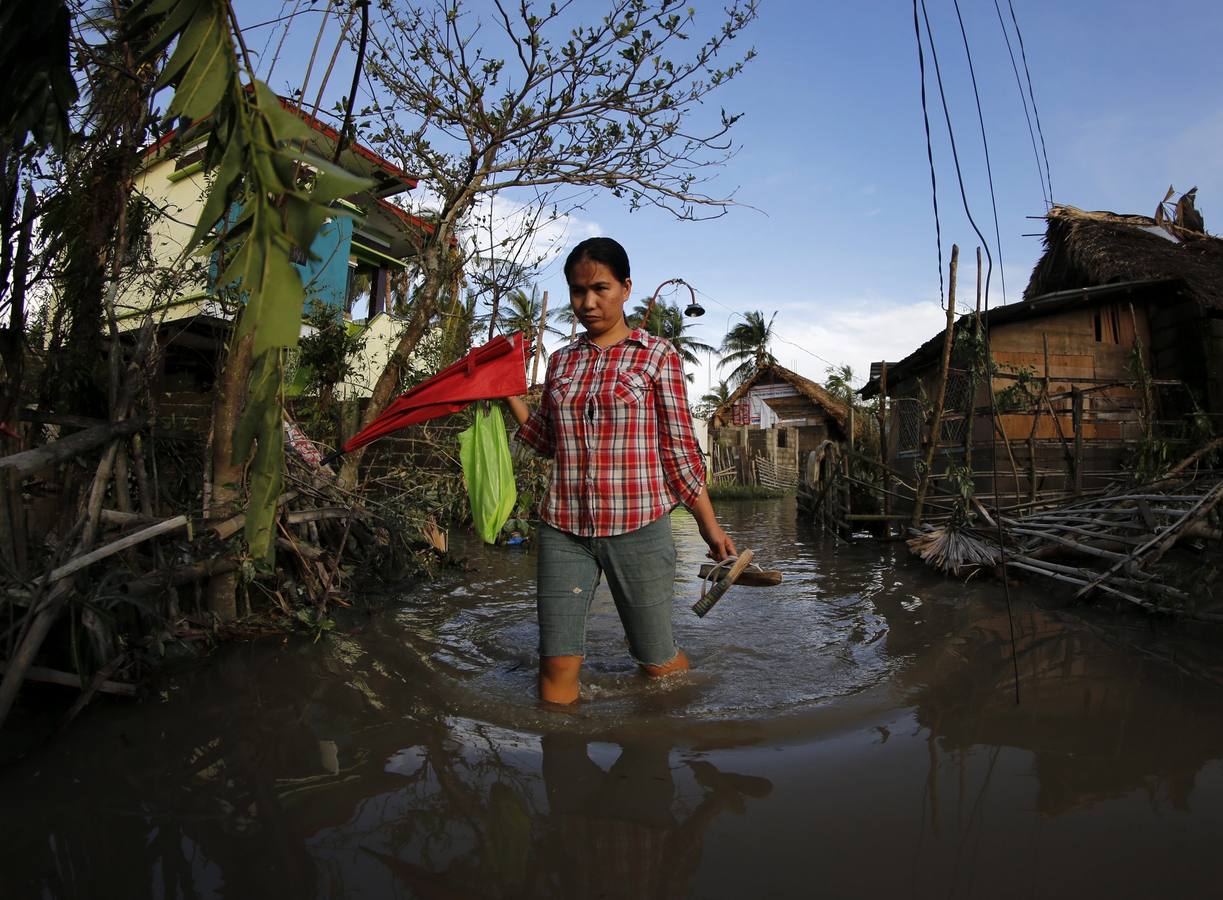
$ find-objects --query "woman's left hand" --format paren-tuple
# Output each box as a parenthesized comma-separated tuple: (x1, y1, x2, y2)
(699, 521, 737, 562)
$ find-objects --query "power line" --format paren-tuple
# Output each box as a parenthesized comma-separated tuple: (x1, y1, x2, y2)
(916, 2, 1021, 702)
(951, 0, 1008, 307)
(994, 0, 1050, 209)
(1007, 0, 1054, 203)
(242, 5, 327, 32)
(917, 0, 994, 309)
(911, 0, 945, 307)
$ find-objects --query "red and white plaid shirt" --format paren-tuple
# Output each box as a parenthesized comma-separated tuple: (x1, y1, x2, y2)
(517, 329, 706, 537)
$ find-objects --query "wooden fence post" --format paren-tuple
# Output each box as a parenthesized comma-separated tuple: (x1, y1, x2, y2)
(1072, 387, 1084, 496)
(912, 245, 959, 527)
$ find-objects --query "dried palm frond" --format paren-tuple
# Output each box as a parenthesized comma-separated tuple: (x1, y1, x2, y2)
(907, 523, 999, 575)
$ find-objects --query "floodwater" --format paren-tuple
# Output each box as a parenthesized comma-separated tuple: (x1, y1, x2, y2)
(4, 499, 1223, 899)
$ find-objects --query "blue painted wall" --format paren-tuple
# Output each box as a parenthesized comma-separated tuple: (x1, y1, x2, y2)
(299, 216, 353, 310)
(209, 210, 353, 312)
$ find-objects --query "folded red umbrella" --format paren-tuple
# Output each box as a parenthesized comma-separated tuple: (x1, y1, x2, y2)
(339, 331, 528, 454)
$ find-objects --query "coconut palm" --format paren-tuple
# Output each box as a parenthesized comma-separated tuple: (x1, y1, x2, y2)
(718, 310, 778, 385)
(549, 303, 580, 342)
(823, 363, 858, 409)
(630, 299, 715, 382)
(475, 285, 568, 342)
(695, 379, 732, 419)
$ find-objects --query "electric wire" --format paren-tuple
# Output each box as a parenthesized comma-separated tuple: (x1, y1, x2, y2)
(254, 0, 291, 78)
(1007, 0, 1054, 202)
(917, 1, 1022, 703)
(917, 0, 993, 310)
(911, 0, 945, 307)
(951, 0, 1008, 307)
(263, 0, 305, 82)
(993, 0, 1050, 209)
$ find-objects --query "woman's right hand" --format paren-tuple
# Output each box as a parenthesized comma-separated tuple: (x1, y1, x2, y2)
(505, 395, 530, 426)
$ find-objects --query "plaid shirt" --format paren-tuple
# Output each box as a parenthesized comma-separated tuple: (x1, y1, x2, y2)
(517, 329, 706, 537)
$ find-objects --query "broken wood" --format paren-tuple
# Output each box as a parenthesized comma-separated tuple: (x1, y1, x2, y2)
(0, 662, 137, 697)
(913, 244, 958, 527)
(49, 515, 189, 583)
(210, 491, 298, 540)
(123, 556, 238, 596)
(1074, 481, 1223, 600)
(0, 415, 146, 477)
(283, 507, 352, 525)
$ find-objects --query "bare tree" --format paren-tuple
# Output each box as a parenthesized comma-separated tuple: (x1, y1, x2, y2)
(339, 0, 758, 482)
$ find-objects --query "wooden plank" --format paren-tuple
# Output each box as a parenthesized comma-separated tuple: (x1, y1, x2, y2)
(283, 507, 352, 525)
(49, 515, 190, 583)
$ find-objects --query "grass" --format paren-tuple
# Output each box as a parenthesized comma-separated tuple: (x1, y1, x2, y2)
(706, 483, 792, 500)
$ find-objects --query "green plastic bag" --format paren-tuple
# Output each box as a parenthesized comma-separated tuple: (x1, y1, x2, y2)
(458, 403, 518, 544)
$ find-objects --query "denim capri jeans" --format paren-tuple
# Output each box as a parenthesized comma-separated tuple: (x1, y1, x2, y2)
(536, 514, 679, 667)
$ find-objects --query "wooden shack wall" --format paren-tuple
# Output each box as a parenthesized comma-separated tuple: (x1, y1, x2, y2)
(883, 302, 1161, 511)
(1146, 296, 1223, 420)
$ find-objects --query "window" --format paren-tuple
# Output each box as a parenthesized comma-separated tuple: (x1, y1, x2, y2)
(777, 429, 788, 448)
(345, 261, 385, 320)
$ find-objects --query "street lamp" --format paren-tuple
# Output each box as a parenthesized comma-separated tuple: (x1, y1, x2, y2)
(643, 277, 705, 327)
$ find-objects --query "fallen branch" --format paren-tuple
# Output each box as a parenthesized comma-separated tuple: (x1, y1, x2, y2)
(0, 662, 137, 697)
(209, 491, 298, 540)
(0, 415, 146, 477)
(123, 556, 238, 596)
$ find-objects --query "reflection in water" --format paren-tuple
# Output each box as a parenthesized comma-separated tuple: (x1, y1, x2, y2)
(534, 736, 771, 898)
(3, 498, 1223, 898)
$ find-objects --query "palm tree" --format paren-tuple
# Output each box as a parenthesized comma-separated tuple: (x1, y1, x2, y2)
(630, 299, 714, 382)
(695, 379, 732, 419)
(718, 310, 778, 385)
(475, 285, 568, 342)
(549, 303, 579, 342)
(823, 363, 858, 409)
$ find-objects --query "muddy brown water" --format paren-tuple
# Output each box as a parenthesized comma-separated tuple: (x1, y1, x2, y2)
(4, 498, 1223, 899)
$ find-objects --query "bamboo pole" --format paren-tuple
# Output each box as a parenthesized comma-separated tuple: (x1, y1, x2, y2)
(1072, 387, 1084, 495)
(912, 246, 959, 527)
(879, 362, 890, 534)
(49, 515, 189, 583)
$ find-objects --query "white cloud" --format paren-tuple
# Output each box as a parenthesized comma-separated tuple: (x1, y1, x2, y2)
(398, 186, 601, 275)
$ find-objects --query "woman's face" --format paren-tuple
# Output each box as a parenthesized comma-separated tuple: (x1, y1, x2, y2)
(568, 259, 632, 339)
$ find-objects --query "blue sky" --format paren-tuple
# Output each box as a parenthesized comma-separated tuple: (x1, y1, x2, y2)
(240, 0, 1223, 394)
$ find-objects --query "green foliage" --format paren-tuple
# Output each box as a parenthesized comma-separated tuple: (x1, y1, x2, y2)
(299, 303, 366, 379)
(0, 0, 79, 152)
(994, 365, 1040, 413)
(943, 463, 976, 527)
(694, 379, 732, 420)
(718, 310, 778, 385)
(823, 364, 858, 410)
(631, 299, 714, 380)
(128, 0, 374, 563)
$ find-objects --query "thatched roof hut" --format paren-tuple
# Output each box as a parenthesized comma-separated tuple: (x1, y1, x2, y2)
(711, 362, 848, 433)
(1025, 205, 1223, 309)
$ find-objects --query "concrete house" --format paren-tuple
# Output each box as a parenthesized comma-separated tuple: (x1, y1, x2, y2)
(118, 103, 434, 401)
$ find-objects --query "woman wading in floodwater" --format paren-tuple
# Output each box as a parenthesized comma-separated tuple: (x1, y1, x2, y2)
(506, 238, 736, 704)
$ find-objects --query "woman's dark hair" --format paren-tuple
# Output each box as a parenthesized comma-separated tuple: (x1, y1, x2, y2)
(563, 237, 631, 284)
